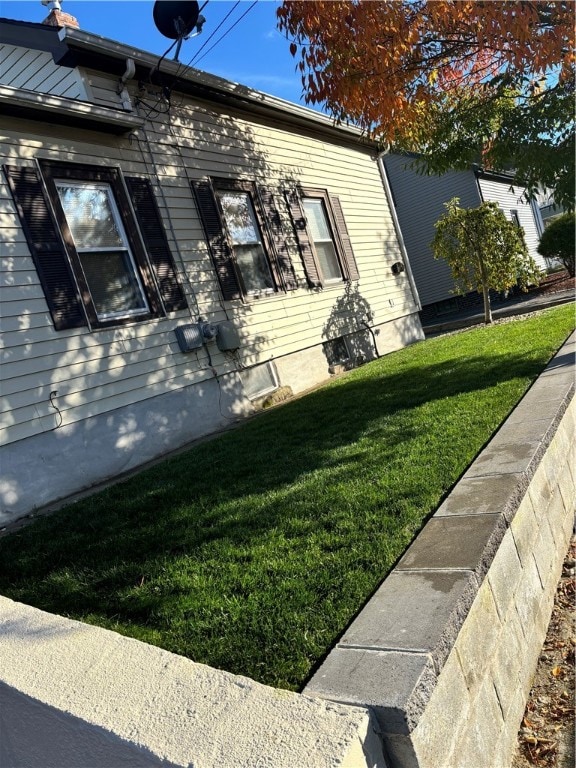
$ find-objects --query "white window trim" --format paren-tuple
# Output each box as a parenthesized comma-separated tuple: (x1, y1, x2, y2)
(56, 179, 150, 322)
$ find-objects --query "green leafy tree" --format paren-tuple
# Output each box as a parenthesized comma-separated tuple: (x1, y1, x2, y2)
(432, 198, 541, 324)
(537, 212, 575, 277)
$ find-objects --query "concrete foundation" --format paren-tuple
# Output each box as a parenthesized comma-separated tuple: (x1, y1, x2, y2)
(0, 314, 423, 526)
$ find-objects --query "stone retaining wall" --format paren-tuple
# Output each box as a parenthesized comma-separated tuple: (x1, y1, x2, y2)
(306, 331, 575, 767)
(0, 333, 573, 768)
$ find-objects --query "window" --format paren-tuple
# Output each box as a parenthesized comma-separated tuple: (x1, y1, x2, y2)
(241, 361, 279, 400)
(4, 161, 187, 330)
(193, 178, 299, 301)
(215, 189, 275, 294)
(192, 178, 358, 300)
(286, 187, 360, 288)
(302, 197, 342, 282)
(55, 181, 149, 321)
(323, 336, 350, 366)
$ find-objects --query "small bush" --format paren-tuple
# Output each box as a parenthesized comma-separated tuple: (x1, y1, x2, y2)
(538, 212, 575, 277)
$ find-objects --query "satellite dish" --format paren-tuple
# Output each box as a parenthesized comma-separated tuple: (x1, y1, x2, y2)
(153, 0, 199, 40)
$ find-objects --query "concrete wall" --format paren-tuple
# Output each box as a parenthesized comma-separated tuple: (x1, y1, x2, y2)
(0, 333, 573, 767)
(0, 595, 387, 768)
(306, 331, 575, 767)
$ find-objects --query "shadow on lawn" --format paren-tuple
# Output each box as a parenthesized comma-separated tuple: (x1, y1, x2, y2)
(0, 348, 542, 588)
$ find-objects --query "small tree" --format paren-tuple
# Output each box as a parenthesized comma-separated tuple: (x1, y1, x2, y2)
(537, 212, 575, 277)
(431, 198, 541, 324)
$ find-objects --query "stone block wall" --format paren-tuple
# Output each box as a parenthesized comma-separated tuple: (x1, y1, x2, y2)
(306, 332, 575, 768)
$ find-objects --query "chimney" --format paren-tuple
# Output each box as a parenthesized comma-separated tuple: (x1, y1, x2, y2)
(41, 1, 79, 29)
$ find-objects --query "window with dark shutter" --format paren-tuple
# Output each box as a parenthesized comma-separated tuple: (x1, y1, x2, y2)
(329, 195, 360, 282)
(285, 189, 321, 288)
(289, 187, 360, 287)
(192, 180, 242, 301)
(125, 177, 187, 312)
(6, 160, 182, 331)
(3, 164, 86, 331)
(193, 178, 295, 301)
(257, 186, 298, 291)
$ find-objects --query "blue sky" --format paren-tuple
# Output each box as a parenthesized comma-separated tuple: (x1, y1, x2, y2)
(2, 0, 309, 105)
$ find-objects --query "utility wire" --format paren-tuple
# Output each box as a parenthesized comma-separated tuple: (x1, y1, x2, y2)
(187, 0, 241, 68)
(145, 1, 259, 117)
(191, 0, 259, 68)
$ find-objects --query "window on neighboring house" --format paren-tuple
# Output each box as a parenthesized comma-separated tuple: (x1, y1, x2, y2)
(4, 160, 187, 331)
(510, 209, 521, 227)
(286, 187, 360, 288)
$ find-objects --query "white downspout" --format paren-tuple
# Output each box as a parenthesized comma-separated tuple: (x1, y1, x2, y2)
(376, 151, 422, 310)
(117, 58, 136, 111)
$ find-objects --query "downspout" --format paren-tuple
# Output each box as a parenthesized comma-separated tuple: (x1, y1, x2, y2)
(531, 198, 545, 238)
(117, 58, 136, 111)
(376, 150, 422, 310)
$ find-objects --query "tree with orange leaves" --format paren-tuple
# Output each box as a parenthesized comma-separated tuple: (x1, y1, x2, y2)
(277, 1, 575, 207)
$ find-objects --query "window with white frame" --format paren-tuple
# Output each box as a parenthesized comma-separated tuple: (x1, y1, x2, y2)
(241, 361, 279, 400)
(301, 197, 343, 283)
(216, 189, 275, 294)
(5, 161, 187, 332)
(55, 181, 149, 321)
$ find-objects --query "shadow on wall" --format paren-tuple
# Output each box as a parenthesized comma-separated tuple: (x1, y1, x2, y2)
(322, 283, 379, 369)
(1, 98, 300, 517)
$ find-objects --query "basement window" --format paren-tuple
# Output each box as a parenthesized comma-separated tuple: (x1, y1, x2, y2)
(323, 336, 350, 366)
(241, 362, 279, 400)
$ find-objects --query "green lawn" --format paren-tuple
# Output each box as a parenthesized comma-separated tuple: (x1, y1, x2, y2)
(0, 305, 573, 690)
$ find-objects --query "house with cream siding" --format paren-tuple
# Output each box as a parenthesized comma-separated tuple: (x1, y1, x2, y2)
(0, 14, 424, 524)
(382, 154, 547, 320)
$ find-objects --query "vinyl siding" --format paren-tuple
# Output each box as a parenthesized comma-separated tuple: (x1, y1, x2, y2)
(477, 177, 547, 269)
(0, 44, 87, 99)
(1, 82, 419, 448)
(383, 155, 482, 306)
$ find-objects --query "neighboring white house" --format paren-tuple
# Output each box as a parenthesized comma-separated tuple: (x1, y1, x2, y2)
(0, 12, 424, 524)
(382, 154, 547, 319)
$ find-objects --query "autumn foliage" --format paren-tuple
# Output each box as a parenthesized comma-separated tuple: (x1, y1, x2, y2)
(278, 1, 575, 205)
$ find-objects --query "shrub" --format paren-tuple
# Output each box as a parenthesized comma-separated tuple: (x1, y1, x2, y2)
(537, 212, 575, 277)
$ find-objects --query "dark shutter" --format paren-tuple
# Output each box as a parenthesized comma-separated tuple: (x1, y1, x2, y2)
(191, 180, 241, 301)
(4, 164, 86, 330)
(257, 186, 298, 291)
(285, 189, 321, 288)
(125, 176, 187, 313)
(329, 195, 360, 282)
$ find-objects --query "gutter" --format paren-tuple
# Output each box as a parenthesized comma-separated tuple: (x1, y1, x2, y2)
(54, 26, 373, 148)
(377, 151, 422, 310)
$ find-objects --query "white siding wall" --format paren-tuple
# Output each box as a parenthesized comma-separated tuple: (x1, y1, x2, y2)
(0, 44, 87, 99)
(1, 88, 419, 455)
(477, 177, 547, 269)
